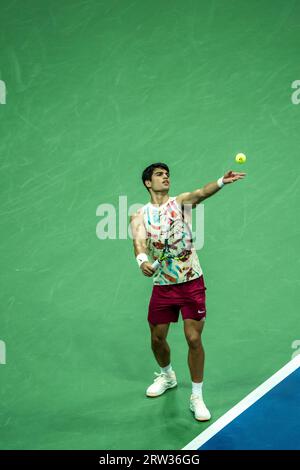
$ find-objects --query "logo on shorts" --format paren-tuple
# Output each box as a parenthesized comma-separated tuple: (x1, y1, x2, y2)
(197, 310, 205, 314)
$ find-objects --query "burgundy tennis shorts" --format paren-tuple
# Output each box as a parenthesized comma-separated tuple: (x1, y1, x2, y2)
(148, 275, 207, 325)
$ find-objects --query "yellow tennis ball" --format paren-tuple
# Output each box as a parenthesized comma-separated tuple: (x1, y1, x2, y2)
(235, 153, 246, 163)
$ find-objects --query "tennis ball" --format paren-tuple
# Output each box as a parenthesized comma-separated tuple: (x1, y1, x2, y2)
(235, 153, 246, 163)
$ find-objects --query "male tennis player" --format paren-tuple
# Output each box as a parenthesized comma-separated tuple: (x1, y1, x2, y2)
(130, 163, 246, 421)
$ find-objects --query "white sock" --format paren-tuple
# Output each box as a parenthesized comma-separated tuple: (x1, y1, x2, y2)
(161, 364, 173, 375)
(192, 381, 203, 398)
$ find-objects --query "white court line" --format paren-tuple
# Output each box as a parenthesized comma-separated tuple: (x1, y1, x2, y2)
(182, 354, 300, 450)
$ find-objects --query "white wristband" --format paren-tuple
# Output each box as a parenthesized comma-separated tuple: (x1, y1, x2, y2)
(217, 177, 224, 188)
(136, 253, 148, 268)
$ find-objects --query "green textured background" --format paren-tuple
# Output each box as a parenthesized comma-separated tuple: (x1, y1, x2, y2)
(1, 0, 300, 450)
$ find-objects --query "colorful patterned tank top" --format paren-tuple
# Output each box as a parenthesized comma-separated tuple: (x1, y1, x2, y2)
(140, 197, 203, 285)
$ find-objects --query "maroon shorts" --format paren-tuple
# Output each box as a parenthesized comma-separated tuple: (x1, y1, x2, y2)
(148, 275, 207, 325)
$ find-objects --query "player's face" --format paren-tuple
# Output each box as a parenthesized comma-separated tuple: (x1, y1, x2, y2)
(150, 168, 170, 192)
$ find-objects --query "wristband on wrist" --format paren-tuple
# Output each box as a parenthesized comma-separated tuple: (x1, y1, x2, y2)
(217, 177, 225, 188)
(136, 253, 148, 268)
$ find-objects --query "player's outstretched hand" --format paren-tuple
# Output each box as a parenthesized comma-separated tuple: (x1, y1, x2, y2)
(141, 261, 155, 277)
(223, 170, 246, 184)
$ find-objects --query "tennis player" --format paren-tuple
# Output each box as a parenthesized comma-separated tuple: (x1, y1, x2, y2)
(130, 163, 246, 421)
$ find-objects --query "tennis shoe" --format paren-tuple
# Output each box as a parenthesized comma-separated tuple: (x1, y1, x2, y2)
(190, 394, 211, 421)
(146, 371, 177, 397)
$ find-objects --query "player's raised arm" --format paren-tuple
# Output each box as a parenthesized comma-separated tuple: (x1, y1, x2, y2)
(130, 212, 154, 277)
(176, 170, 246, 207)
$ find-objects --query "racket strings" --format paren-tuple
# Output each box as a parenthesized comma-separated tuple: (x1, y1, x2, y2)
(160, 218, 193, 262)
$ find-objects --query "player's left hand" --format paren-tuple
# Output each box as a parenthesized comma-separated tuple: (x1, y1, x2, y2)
(223, 170, 246, 184)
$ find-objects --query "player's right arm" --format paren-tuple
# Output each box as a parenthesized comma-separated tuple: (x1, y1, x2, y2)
(130, 212, 155, 277)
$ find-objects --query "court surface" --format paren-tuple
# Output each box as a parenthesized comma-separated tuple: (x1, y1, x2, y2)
(1, 0, 300, 450)
(183, 355, 300, 450)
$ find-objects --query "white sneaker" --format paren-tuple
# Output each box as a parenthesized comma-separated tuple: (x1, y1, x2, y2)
(146, 371, 177, 397)
(190, 394, 211, 421)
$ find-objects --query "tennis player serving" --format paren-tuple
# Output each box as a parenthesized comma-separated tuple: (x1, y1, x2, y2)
(130, 163, 246, 421)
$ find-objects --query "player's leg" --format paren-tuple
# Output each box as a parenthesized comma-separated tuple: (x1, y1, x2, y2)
(149, 322, 171, 368)
(146, 322, 177, 397)
(183, 318, 211, 420)
(183, 318, 205, 383)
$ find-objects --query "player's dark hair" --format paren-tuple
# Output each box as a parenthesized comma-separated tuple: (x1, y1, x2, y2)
(142, 163, 170, 192)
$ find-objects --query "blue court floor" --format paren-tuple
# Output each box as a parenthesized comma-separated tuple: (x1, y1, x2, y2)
(183, 355, 300, 450)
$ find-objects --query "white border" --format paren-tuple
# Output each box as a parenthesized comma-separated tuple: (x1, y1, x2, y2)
(182, 354, 300, 450)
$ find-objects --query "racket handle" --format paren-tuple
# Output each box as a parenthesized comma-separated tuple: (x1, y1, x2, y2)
(151, 259, 161, 271)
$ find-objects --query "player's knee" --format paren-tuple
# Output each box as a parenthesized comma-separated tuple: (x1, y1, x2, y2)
(151, 335, 166, 349)
(186, 334, 201, 349)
